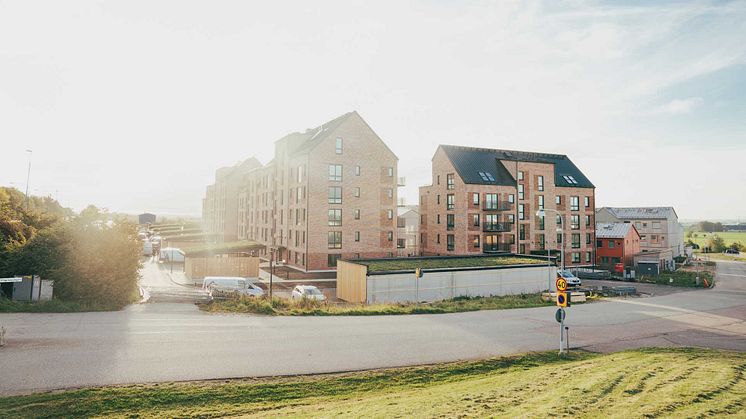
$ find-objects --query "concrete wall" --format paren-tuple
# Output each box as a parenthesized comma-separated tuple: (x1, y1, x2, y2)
(366, 265, 556, 304)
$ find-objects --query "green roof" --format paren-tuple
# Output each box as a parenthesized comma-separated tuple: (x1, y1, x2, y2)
(349, 255, 545, 273)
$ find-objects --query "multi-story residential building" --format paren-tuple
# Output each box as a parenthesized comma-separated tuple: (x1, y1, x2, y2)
(396, 205, 419, 257)
(203, 111, 400, 271)
(595, 207, 684, 258)
(419, 145, 596, 267)
(202, 158, 262, 241)
(595, 222, 641, 269)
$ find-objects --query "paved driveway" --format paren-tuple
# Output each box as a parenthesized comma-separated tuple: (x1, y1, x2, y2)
(1, 261, 745, 396)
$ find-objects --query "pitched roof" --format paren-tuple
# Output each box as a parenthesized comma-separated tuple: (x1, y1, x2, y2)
(595, 222, 638, 239)
(285, 111, 356, 156)
(439, 145, 594, 188)
(601, 207, 678, 220)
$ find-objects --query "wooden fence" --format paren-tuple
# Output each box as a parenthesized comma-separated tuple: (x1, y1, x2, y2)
(185, 256, 260, 280)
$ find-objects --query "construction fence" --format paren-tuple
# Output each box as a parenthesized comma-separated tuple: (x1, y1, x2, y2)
(185, 256, 260, 280)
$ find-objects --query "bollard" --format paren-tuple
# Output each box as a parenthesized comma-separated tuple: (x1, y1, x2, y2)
(0, 326, 5, 347)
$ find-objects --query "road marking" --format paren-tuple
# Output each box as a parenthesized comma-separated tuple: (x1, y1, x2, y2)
(718, 273, 746, 278)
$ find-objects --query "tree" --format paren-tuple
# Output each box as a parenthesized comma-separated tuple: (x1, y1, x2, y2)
(730, 242, 745, 252)
(698, 221, 724, 233)
(706, 235, 726, 253)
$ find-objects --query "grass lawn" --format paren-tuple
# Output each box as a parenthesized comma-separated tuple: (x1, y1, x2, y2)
(200, 293, 554, 316)
(695, 252, 746, 263)
(0, 297, 123, 313)
(356, 256, 544, 273)
(3, 348, 745, 418)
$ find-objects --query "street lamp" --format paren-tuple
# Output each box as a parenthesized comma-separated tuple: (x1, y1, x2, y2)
(24, 149, 32, 209)
(536, 209, 566, 289)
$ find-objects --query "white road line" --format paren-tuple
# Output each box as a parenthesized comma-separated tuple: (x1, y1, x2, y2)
(719, 273, 746, 278)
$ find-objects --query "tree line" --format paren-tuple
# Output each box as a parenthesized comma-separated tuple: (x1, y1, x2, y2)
(0, 187, 142, 308)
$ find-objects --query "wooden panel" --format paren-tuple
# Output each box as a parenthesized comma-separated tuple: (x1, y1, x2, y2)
(336, 260, 367, 303)
(185, 256, 260, 280)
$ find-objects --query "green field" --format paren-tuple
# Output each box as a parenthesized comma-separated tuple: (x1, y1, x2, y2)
(688, 231, 746, 247)
(2, 348, 745, 418)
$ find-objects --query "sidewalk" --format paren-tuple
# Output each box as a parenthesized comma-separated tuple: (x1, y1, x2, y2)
(168, 270, 201, 287)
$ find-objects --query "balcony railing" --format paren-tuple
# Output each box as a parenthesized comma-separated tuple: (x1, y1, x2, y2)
(482, 202, 513, 211)
(483, 243, 512, 253)
(482, 222, 512, 232)
(397, 197, 407, 207)
(397, 177, 406, 187)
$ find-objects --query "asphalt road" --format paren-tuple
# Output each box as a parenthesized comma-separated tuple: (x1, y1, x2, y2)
(139, 257, 210, 303)
(1, 261, 745, 396)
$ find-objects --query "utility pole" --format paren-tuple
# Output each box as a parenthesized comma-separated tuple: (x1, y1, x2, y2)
(24, 149, 32, 209)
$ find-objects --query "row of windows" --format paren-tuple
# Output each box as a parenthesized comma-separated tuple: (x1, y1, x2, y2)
(328, 164, 394, 182)
(328, 209, 394, 226)
(328, 231, 394, 249)
(329, 186, 393, 204)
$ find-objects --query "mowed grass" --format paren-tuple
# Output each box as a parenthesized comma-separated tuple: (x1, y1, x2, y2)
(200, 293, 553, 316)
(2, 348, 746, 418)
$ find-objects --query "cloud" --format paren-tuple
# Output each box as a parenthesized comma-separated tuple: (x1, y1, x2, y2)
(651, 97, 704, 115)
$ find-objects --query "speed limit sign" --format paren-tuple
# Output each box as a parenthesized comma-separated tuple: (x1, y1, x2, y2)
(556, 277, 568, 292)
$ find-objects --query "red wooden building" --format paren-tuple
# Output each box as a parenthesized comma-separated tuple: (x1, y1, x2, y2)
(595, 222, 641, 269)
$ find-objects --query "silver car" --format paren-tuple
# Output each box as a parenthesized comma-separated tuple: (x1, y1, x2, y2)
(558, 270, 582, 287)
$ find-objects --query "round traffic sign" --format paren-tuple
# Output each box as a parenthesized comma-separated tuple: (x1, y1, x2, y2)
(556, 277, 568, 291)
(555, 308, 565, 323)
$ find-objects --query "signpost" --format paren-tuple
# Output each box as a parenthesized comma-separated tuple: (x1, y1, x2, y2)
(555, 276, 570, 355)
(414, 268, 423, 302)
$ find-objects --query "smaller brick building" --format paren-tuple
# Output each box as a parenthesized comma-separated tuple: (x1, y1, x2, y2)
(595, 222, 640, 269)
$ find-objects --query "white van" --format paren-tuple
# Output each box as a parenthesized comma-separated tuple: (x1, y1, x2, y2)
(159, 248, 185, 263)
(202, 276, 264, 297)
(142, 240, 153, 256)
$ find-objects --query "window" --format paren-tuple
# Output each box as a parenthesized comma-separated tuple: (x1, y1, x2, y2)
(437, 175, 440, 185)
(472, 214, 480, 226)
(437, 234, 441, 244)
(538, 195, 544, 210)
(354, 187, 360, 197)
(387, 167, 394, 177)
(328, 231, 342, 249)
(572, 233, 581, 248)
(485, 214, 498, 230)
(328, 187, 342, 204)
(328, 164, 342, 181)
(518, 171, 524, 181)
(538, 234, 545, 250)
(472, 193, 480, 206)
(355, 165, 360, 176)
(538, 215, 545, 230)
(447, 194, 455, 210)
(478, 172, 495, 182)
(556, 195, 561, 205)
(608, 240, 615, 248)
(387, 231, 394, 241)
(473, 235, 480, 248)
(447, 173, 455, 190)
(520, 244, 526, 254)
(507, 214, 515, 224)
(586, 252, 592, 263)
(586, 233, 591, 244)
(518, 184, 524, 200)
(327, 254, 340, 267)
(519, 224, 526, 240)
(563, 175, 579, 185)
(584, 196, 590, 208)
(355, 231, 360, 242)
(354, 209, 360, 220)
(297, 165, 304, 183)
(570, 196, 579, 211)
(447, 234, 455, 251)
(437, 214, 441, 224)
(558, 233, 563, 244)
(508, 194, 515, 203)
(447, 214, 455, 230)
(585, 215, 591, 227)
(388, 209, 394, 220)
(485, 193, 498, 210)
(537, 175, 544, 191)
(597, 239, 603, 247)
(387, 188, 394, 199)
(335, 137, 343, 154)
(437, 195, 440, 205)
(328, 209, 342, 226)
(571, 215, 580, 230)
(556, 214, 562, 226)
(518, 204, 525, 220)
(652, 221, 661, 229)
(572, 252, 581, 263)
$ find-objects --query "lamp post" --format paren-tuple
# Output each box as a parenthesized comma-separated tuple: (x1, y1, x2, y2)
(537, 208, 565, 280)
(24, 149, 32, 209)
(269, 248, 274, 302)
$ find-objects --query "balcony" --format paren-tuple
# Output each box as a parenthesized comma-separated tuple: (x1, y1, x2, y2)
(397, 177, 406, 187)
(483, 243, 512, 253)
(397, 197, 407, 207)
(482, 202, 513, 211)
(482, 222, 512, 232)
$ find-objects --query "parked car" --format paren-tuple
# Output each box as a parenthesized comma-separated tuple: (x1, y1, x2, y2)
(724, 249, 741, 255)
(159, 248, 185, 263)
(142, 240, 153, 256)
(150, 235, 162, 244)
(557, 270, 582, 287)
(202, 276, 264, 297)
(291, 285, 327, 301)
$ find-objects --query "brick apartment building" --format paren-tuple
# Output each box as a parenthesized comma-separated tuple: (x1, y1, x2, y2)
(202, 158, 262, 241)
(419, 145, 596, 267)
(203, 111, 400, 271)
(595, 222, 641, 269)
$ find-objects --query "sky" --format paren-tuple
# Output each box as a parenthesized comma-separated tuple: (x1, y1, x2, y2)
(1, 0, 745, 221)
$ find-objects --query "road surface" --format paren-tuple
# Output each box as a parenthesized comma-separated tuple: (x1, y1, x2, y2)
(1, 261, 745, 395)
(139, 257, 209, 303)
